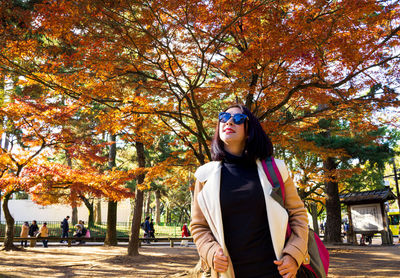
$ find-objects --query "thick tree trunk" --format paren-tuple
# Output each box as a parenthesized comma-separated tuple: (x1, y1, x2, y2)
(128, 141, 146, 256)
(104, 200, 118, 246)
(105, 133, 118, 246)
(128, 189, 144, 256)
(155, 190, 161, 224)
(2, 192, 18, 251)
(324, 157, 342, 243)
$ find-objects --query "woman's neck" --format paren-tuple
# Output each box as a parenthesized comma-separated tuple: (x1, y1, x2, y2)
(224, 143, 245, 157)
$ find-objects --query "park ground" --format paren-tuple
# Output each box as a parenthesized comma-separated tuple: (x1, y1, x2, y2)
(0, 241, 400, 277)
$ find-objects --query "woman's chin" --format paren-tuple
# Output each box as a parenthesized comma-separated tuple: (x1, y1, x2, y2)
(222, 139, 245, 148)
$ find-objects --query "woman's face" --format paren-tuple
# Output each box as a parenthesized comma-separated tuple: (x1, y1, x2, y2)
(219, 107, 247, 148)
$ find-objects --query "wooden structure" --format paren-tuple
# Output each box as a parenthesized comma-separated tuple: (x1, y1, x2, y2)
(339, 186, 396, 245)
(0, 236, 193, 248)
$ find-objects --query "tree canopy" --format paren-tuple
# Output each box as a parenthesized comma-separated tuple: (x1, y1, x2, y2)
(1, 0, 399, 247)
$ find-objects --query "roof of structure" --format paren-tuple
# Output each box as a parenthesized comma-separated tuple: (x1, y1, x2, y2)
(339, 186, 397, 205)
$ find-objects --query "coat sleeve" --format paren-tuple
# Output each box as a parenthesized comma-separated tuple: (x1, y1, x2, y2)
(189, 179, 221, 271)
(282, 174, 309, 267)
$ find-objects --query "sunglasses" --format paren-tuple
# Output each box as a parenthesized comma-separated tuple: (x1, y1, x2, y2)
(218, 112, 248, 125)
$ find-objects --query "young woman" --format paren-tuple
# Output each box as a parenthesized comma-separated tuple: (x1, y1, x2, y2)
(39, 222, 49, 248)
(190, 105, 309, 278)
(20, 222, 29, 247)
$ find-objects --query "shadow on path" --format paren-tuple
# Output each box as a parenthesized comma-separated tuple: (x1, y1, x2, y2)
(328, 245, 400, 277)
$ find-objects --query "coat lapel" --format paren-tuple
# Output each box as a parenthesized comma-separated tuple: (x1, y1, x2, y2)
(197, 162, 224, 245)
(197, 162, 235, 278)
(256, 160, 288, 260)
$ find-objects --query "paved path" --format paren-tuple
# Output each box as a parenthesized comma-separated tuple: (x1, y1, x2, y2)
(326, 243, 400, 277)
(1, 241, 399, 277)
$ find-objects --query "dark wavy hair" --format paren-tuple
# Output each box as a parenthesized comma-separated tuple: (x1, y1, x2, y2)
(211, 104, 273, 161)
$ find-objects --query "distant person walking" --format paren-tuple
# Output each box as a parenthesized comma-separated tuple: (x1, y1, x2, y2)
(28, 220, 39, 247)
(39, 222, 49, 248)
(149, 219, 156, 239)
(60, 216, 70, 243)
(20, 222, 29, 247)
(144, 216, 151, 244)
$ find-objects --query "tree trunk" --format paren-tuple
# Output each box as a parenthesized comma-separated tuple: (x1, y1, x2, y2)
(71, 207, 78, 226)
(2, 192, 18, 251)
(183, 208, 190, 223)
(146, 191, 151, 217)
(104, 200, 118, 245)
(245, 72, 258, 109)
(105, 133, 118, 246)
(346, 205, 357, 244)
(128, 189, 144, 256)
(324, 157, 342, 243)
(166, 205, 170, 224)
(81, 196, 94, 228)
(94, 198, 102, 225)
(3, 132, 9, 151)
(310, 202, 320, 235)
(66, 151, 78, 226)
(87, 204, 94, 228)
(179, 208, 184, 223)
(155, 190, 161, 224)
(128, 141, 146, 256)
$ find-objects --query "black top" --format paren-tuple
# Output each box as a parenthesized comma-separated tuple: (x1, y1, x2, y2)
(62, 218, 69, 231)
(220, 151, 280, 278)
(28, 224, 39, 236)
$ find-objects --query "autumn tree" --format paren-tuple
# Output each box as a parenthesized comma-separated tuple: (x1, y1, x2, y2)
(0, 85, 82, 250)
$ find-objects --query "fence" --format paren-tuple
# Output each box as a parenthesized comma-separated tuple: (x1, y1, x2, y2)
(0, 221, 185, 238)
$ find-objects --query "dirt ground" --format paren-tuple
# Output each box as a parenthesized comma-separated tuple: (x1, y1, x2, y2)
(0, 243, 399, 277)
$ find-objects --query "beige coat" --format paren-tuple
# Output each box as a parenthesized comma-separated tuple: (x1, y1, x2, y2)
(189, 159, 309, 278)
(39, 225, 49, 237)
(20, 225, 29, 237)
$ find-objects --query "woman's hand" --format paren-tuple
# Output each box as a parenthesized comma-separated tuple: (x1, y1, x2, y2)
(274, 254, 298, 278)
(213, 248, 229, 273)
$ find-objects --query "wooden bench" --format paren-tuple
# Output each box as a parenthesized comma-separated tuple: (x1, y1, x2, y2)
(0, 236, 193, 247)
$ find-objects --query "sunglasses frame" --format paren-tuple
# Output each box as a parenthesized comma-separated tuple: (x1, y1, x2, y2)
(218, 112, 248, 125)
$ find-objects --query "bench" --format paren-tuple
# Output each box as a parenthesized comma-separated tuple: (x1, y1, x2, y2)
(0, 236, 193, 247)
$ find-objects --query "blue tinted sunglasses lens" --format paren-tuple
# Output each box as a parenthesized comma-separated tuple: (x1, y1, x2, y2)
(219, 112, 231, 123)
(218, 112, 247, 124)
(233, 114, 247, 124)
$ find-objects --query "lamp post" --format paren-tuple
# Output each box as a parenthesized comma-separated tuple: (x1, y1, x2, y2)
(392, 158, 400, 209)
